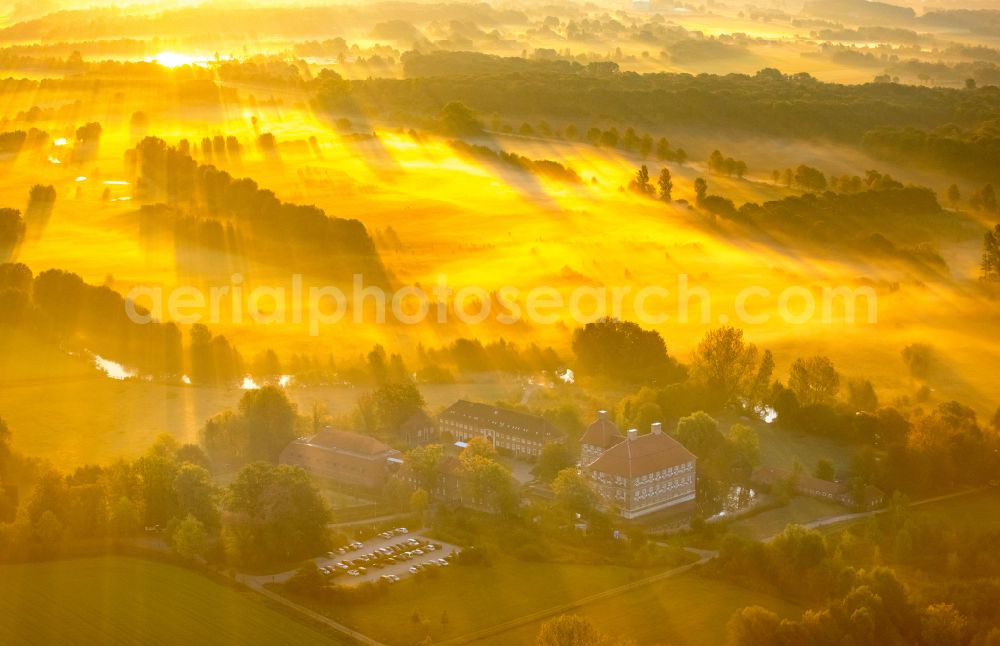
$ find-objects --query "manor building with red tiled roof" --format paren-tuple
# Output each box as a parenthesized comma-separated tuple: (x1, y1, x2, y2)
(581, 414, 697, 519)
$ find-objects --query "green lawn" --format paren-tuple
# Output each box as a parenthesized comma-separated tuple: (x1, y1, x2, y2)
(751, 419, 854, 474)
(906, 489, 1000, 530)
(0, 556, 344, 646)
(728, 496, 844, 541)
(294, 558, 802, 646)
(477, 573, 804, 646)
(304, 558, 661, 645)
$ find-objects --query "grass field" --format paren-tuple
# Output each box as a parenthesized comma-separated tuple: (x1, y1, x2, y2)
(728, 497, 845, 541)
(0, 556, 343, 646)
(294, 558, 801, 646)
(751, 419, 855, 474)
(303, 557, 656, 644)
(0, 331, 521, 468)
(906, 489, 1000, 530)
(477, 573, 804, 646)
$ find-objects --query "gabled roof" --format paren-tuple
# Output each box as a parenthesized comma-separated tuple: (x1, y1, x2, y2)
(587, 432, 696, 479)
(440, 400, 560, 441)
(301, 428, 395, 457)
(580, 415, 623, 450)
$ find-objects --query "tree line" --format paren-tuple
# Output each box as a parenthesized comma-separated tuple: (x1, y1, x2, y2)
(126, 137, 386, 282)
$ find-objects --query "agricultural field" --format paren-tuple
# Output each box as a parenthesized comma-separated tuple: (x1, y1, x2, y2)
(287, 556, 795, 646)
(0, 556, 343, 646)
(476, 573, 805, 646)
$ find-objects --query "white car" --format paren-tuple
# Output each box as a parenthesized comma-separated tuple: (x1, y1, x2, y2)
(437, 558, 448, 566)
(408, 566, 419, 574)
(347, 569, 360, 577)
(395, 527, 409, 535)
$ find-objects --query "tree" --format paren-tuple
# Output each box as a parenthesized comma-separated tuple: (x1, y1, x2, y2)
(728, 424, 760, 468)
(972, 184, 998, 213)
(551, 469, 598, 517)
(537, 614, 632, 646)
(814, 458, 836, 481)
(108, 496, 141, 537)
(360, 382, 426, 437)
(285, 561, 326, 597)
(655, 137, 670, 161)
(203, 386, 298, 467)
(690, 327, 766, 410)
(708, 150, 725, 173)
(171, 514, 208, 559)
(727, 606, 781, 646)
(406, 444, 444, 491)
(639, 134, 653, 158)
(902, 343, 934, 378)
(34, 510, 64, 547)
(0, 209, 25, 259)
(173, 464, 220, 529)
(982, 224, 1000, 282)
(224, 463, 331, 566)
(629, 165, 654, 196)
(921, 603, 967, 646)
(794, 165, 827, 192)
(694, 177, 708, 205)
(460, 454, 515, 514)
(788, 356, 840, 406)
(572, 317, 682, 384)
(675, 412, 725, 459)
(410, 488, 430, 518)
(533, 443, 574, 483)
(657, 168, 672, 202)
(460, 436, 497, 463)
(847, 379, 879, 412)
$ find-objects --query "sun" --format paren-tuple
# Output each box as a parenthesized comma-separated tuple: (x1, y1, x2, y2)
(146, 52, 195, 68)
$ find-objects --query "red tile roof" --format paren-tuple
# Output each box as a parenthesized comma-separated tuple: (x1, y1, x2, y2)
(580, 416, 624, 450)
(587, 431, 696, 479)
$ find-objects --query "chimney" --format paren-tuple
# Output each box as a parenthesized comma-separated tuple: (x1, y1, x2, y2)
(627, 429, 638, 441)
(651, 422, 662, 435)
(598, 409, 608, 421)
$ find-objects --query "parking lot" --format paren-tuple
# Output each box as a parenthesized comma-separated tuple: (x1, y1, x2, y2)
(313, 528, 461, 586)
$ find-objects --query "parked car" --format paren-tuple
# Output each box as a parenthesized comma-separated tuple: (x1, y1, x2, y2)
(347, 570, 360, 577)
(408, 566, 419, 574)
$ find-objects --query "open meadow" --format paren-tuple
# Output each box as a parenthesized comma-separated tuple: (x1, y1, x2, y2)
(0, 556, 343, 646)
(286, 556, 802, 646)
